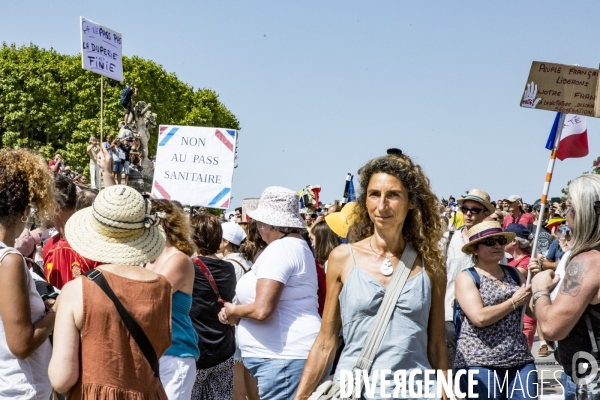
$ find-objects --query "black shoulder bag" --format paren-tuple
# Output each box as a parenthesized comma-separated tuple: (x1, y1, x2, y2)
(84, 269, 160, 379)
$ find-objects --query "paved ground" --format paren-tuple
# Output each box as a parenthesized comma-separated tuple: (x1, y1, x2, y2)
(532, 337, 565, 398)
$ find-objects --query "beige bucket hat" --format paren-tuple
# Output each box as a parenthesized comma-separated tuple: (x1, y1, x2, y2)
(65, 185, 166, 266)
(457, 188, 495, 214)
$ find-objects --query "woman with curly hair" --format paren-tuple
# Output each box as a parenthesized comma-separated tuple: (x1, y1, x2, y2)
(0, 149, 57, 399)
(294, 149, 448, 399)
(147, 199, 199, 400)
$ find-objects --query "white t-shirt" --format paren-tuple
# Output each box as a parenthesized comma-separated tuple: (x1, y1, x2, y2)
(551, 250, 571, 301)
(236, 237, 321, 359)
(224, 253, 252, 282)
(445, 228, 508, 321)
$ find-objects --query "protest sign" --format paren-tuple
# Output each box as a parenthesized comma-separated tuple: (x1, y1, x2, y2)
(152, 125, 237, 208)
(80, 17, 123, 81)
(520, 61, 599, 117)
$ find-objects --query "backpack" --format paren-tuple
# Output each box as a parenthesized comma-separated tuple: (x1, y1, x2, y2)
(119, 88, 129, 106)
(453, 265, 522, 338)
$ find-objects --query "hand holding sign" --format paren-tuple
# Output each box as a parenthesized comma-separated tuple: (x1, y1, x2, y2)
(521, 81, 542, 108)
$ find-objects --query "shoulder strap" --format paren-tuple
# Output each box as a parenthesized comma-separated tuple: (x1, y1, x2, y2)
(501, 265, 522, 285)
(192, 257, 224, 306)
(584, 313, 600, 357)
(84, 269, 160, 379)
(347, 243, 357, 266)
(353, 243, 418, 375)
(227, 257, 249, 274)
(465, 267, 480, 289)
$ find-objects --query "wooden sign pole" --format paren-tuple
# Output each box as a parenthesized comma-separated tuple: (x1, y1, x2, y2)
(100, 75, 104, 143)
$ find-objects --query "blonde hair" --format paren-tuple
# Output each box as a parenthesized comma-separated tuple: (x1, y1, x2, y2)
(151, 199, 194, 256)
(348, 153, 445, 281)
(566, 174, 600, 261)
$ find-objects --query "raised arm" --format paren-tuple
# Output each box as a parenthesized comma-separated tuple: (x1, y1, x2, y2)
(97, 145, 115, 188)
(293, 245, 347, 400)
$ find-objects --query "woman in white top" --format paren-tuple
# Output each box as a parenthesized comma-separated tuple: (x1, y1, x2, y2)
(219, 187, 321, 400)
(0, 149, 57, 399)
(220, 222, 259, 400)
(220, 222, 252, 280)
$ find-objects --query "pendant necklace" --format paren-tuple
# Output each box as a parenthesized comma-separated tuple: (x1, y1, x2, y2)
(369, 238, 403, 276)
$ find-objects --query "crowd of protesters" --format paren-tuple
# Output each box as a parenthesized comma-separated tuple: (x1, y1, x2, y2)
(1, 144, 600, 400)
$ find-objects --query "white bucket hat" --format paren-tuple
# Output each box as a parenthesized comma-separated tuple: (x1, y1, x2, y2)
(248, 186, 306, 229)
(65, 185, 166, 266)
(222, 222, 247, 246)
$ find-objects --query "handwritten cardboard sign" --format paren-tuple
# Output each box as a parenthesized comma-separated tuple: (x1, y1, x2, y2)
(80, 17, 123, 81)
(152, 125, 237, 208)
(520, 61, 599, 117)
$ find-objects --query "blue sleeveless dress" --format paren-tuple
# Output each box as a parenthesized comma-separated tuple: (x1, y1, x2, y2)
(333, 245, 439, 399)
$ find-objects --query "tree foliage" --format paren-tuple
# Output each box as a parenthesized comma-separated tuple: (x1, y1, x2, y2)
(0, 43, 240, 176)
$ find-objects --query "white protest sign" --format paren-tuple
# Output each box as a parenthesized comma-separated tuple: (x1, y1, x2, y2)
(80, 17, 123, 81)
(152, 125, 237, 208)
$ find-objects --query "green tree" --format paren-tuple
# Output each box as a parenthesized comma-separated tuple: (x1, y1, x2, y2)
(0, 43, 240, 177)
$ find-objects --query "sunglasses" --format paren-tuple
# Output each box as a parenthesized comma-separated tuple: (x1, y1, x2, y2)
(594, 201, 600, 216)
(480, 237, 508, 246)
(461, 206, 486, 215)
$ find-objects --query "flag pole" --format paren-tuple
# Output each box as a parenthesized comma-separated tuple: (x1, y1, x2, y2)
(526, 111, 566, 286)
(521, 112, 566, 325)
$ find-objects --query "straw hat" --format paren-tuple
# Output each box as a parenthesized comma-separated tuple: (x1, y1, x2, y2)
(458, 189, 495, 214)
(247, 186, 306, 228)
(461, 221, 516, 254)
(65, 185, 166, 266)
(325, 202, 357, 238)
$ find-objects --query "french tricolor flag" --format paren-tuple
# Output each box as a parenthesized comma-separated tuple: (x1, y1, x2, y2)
(546, 113, 589, 160)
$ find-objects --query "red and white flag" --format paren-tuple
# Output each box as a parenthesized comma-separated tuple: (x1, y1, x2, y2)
(547, 113, 589, 160)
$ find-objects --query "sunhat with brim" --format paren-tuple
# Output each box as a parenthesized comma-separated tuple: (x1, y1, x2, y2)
(457, 188, 495, 214)
(247, 186, 306, 229)
(461, 221, 516, 254)
(546, 217, 566, 230)
(65, 185, 166, 266)
(325, 202, 358, 238)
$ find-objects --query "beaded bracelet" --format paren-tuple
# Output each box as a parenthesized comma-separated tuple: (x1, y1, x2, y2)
(510, 299, 517, 311)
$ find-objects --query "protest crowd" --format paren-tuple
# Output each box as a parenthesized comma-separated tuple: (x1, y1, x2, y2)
(1, 142, 600, 400)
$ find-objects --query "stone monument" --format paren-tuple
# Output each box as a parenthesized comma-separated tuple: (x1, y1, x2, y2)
(117, 101, 157, 193)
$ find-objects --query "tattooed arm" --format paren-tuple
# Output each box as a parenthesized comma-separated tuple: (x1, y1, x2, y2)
(532, 251, 600, 341)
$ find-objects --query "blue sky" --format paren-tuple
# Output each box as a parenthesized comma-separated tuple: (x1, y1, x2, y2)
(3, 1, 600, 208)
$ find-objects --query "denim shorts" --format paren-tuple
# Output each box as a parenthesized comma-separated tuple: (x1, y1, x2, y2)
(123, 160, 130, 174)
(243, 357, 306, 400)
(113, 160, 123, 173)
